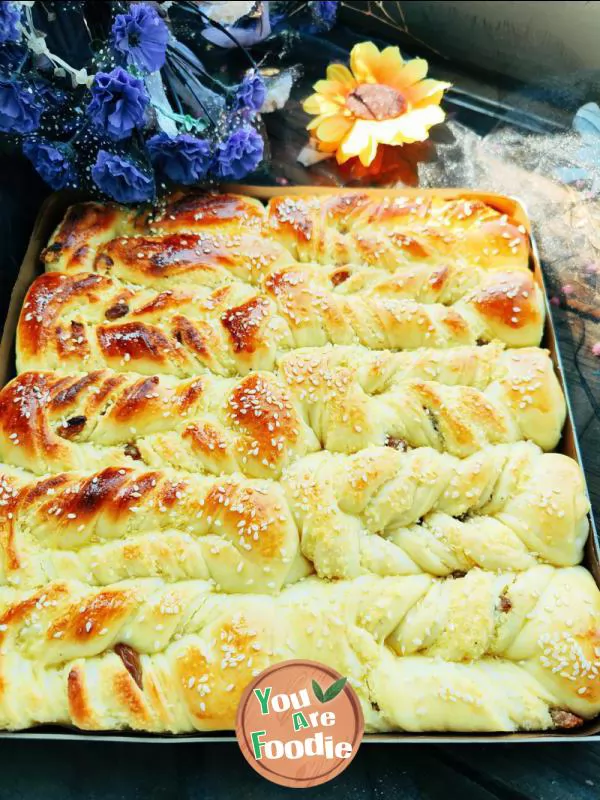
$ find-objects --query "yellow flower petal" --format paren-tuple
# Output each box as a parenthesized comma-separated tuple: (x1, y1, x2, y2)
(358, 136, 379, 167)
(313, 79, 348, 98)
(302, 93, 341, 116)
(396, 58, 429, 88)
(407, 78, 451, 106)
(337, 119, 372, 160)
(306, 113, 332, 131)
(316, 139, 339, 153)
(316, 114, 354, 144)
(326, 63, 356, 87)
(373, 46, 405, 86)
(390, 105, 446, 143)
(350, 41, 381, 83)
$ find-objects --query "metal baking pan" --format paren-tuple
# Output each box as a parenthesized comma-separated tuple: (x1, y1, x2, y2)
(0, 186, 597, 744)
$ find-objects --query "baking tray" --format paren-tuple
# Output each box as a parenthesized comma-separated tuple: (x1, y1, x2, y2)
(0, 186, 598, 744)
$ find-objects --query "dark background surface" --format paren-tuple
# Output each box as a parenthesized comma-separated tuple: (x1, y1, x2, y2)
(0, 738, 600, 799)
(2, 1, 600, 797)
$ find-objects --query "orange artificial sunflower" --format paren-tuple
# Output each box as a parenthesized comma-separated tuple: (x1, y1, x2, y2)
(303, 42, 451, 167)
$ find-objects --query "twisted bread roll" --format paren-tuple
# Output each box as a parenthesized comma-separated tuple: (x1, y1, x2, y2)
(266, 194, 529, 270)
(281, 443, 589, 577)
(0, 345, 565, 485)
(0, 462, 311, 592)
(0, 442, 588, 589)
(0, 369, 320, 479)
(41, 193, 265, 274)
(42, 192, 528, 276)
(0, 567, 598, 732)
(48, 228, 528, 308)
(17, 265, 544, 381)
(279, 343, 565, 453)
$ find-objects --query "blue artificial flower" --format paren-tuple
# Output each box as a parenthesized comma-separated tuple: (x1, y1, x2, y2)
(234, 72, 266, 114)
(0, 2, 22, 44)
(555, 103, 600, 194)
(216, 126, 264, 180)
(87, 67, 149, 141)
(0, 76, 42, 134)
(310, 1, 338, 30)
(92, 150, 154, 203)
(148, 132, 212, 184)
(111, 3, 169, 74)
(22, 139, 77, 189)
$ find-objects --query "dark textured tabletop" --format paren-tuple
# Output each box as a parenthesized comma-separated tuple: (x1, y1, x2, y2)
(1, 4, 600, 796)
(1, 738, 600, 799)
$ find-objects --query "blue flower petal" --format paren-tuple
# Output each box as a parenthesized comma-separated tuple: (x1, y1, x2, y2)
(23, 139, 77, 189)
(0, 77, 43, 134)
(92, 150, 154, 203)
(148, 133, 212, 184)
(111, 3, 169, 74)
(573, 102, 600, 138)
(87, 68, 149, 141)
(0, 2, 22, 44)
(216, 126, 264, 180)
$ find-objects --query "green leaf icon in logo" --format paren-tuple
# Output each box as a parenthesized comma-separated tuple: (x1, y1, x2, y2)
(312, 679, 325, 703)
(312, 676, 347, 703)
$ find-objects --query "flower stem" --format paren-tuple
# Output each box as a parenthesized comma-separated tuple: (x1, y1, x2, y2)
(168, 56, 217, 127)
(16, 50, 30, 74)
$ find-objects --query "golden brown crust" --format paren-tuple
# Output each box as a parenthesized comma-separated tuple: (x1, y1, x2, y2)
(0, 344, 565, 483)
(266, 194, 529, 271)
(92, 232, 293, 289)
(42, 203, 135, 273)
(144, 191, 265, 234)
(43, 193, 266, 276)
(44, 193, 530, 280)
(17, 266, 545, 379)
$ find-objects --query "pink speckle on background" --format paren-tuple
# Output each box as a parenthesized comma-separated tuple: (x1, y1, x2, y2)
(550, 296, 560, 306)
(562, 284, 574, 295)
(592, 343, 600, 357)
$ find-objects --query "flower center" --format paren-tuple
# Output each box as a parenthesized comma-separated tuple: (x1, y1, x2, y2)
(346, 84, 407, 120)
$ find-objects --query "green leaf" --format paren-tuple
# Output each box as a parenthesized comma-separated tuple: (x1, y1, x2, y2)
(312, 679, 325, 703)
(323, 677, 347, 703)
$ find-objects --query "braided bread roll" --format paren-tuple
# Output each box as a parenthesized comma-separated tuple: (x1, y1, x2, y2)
(17, 264, 544, 383)
(0, 462, 312, 592)
(278, 343, 565, 453)
(0, 567, 598, 732)
(41, 193, 265, 274)
(0, 345, 565, 483)
(42, 192, 528, 276)
(266, 193, 529, 270)
(51, 228, 527, 305)
(0, 442, 588, 589)
(0, 369, 320, 479)
(282, 443, 589, 578)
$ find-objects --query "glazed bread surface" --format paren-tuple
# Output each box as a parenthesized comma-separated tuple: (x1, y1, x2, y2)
(42, 192, 529, 274)
(17, 266, 544, 384)
(0, 343, 566, 483)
